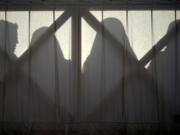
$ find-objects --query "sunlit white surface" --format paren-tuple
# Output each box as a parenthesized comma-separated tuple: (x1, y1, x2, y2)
(0, 11, 5, 54)
(30, 11, 53, 43)
(81, 11, 101, 70)
(177, 10, 180, 19)
(128, 11, 152, 60)
(81, 18, 96, 70)
(7, 11, 29, 58)
(90, 11, 102, 22)
(55, 11, 72, 60)
(153, 11, 175, 45)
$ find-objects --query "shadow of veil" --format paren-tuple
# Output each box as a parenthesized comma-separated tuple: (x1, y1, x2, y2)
(29, 27, 72, 122)
(147, 19, 180, 123)
(81, 17, 159, 123)
(81, 17, 135, 121)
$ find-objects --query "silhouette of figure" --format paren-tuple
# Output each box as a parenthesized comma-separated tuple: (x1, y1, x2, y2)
(0, 16, 179, 132)
(81, 18, 158, 123)
(0, 20, 18, 60)
(0, 22, 73, 123)
(147, 20, 180, 123)
(29, 27, 73, 122)
(0, 20, 20, 122)
(0, 20, 18, 78)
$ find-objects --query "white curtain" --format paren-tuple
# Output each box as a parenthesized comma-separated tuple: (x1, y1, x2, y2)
(0, 9, 179, 128)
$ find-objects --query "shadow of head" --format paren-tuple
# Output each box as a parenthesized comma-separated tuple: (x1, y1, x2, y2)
(0, 20, 18, 57)
(100, 17, 136, 58)
(30, 27, 48, 44)
(158, 19, 180, 54)
(167, 19, 180, 32)
(103, 17, 126, 36)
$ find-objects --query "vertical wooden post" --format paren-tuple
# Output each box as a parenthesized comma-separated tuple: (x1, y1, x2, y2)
(71, 7, 81, 122)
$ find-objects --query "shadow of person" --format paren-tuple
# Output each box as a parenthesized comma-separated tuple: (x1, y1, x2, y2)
(81, 17, 158, 123)
(0, 20, 20, 122)
(0, 21, 73, 124)
(0, 20, 18, 78)
(81, 17, 135, 121)
(147, 19, 180, 124)
(0, 20, 18, 60)
(29, 27, 73, 122)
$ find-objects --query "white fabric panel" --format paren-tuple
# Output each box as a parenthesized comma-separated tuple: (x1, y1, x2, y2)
(55, 11, 73, 122)
(30, 11, 56, 122)
(153, 10, 176, 122)
(128, 11, 152, 60)
(126, 11, 158, 123)
(177, 11, 180, 19)
(4, 11, 29, 122)
(81, 18, 96, 70)
(81, 11, 103, 121)
(8, 11, 29, 122)
(0, 9, 179, 125)
(101, 11, 127, 122)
